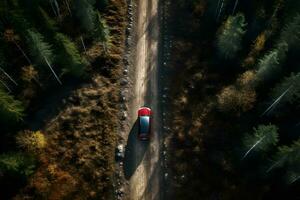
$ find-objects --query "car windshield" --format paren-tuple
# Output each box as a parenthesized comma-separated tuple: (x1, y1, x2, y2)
(140, 116, 150, 134)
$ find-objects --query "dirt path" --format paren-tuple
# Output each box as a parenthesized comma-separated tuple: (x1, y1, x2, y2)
(124, 0, 161, 199)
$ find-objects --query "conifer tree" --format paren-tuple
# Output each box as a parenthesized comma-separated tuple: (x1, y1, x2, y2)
(267, 139, 300, 184)
(242, 124, 279, 159)
(270, 72, 300, 105)
(217, 13, 246, 59)
(26, 30, 62, 84)
(73, 0, 96, 32)
(0, 152, 35, 177)
(55, 33, 87, 77)
(280, 15, 300, 49)
(0, 88, 24, 124)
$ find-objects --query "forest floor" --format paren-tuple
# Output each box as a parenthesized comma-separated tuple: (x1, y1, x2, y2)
(14, 0, 127, 199)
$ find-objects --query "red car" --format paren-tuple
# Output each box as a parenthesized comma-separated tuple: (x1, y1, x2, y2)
(138, 107, 152, 140)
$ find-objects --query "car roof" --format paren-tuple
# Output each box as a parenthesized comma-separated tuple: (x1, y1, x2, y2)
(139, 116, 150, 134)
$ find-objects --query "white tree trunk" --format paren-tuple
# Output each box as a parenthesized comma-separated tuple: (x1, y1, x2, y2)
(80, 36, 87, 54)
(0, 67, 18, 86)
(232, 0, 239, 15)
(43, 56, 62, 85)
(0, 78, 12, 93)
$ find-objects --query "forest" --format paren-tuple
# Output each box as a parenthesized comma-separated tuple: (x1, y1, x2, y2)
(166, 0, 300, 199)
(0, 0, 126, 199)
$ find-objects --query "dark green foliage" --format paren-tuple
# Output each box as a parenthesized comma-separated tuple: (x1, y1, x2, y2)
(217, 13, 247, 59)
(270, 72, 300, 105)
(255, 42, 288, 83)
(37, 7, 58, 33)
(26, 30, 54, 67)
(55, 33, 87, 77)
(0, 152, 35, 177)
(242, 124, 279, 158)
(280, 15, 300, 48)
(268, 139, 300, 184)
(0, 88, 24, 124)
(73, 0, 96, 32)
(94, 12, 109, 42)
(96, 0, 108, 11)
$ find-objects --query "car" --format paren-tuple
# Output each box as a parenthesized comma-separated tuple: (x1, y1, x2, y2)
(138, 107, 152, 141)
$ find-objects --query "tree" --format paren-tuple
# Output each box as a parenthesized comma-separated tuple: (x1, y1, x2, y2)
(217, 85, 256, 113)
(26, 30, 62, 84)
(242, 124, 279, 159)
(217, 13, 247, 59)
(73, 0, 96, 32)
(0, 88, 24, 124)
(16, 130, 47, 154)
(3, 29, 32, 65)
(267, 139, 300, 184)
(0, 152, 35, 177)
(269, 72, 300, 106)
(255, 48, 281, 83)
(94, 12, 110, 52)
(37, 7, 58, 33)
(280, 15, 300, 49)
(55, 33, 87, 77)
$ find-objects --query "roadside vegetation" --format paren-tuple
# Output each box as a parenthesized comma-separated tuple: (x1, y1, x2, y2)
(167, 0, 300, 199)
(0, 0, 126, 199)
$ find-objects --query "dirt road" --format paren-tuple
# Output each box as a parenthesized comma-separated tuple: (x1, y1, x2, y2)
(124, 0, 161, 199)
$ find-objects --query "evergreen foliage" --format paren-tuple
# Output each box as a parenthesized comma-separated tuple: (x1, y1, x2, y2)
(256, 49, 281, 82)
(26, 30, 54, 67)
(73, 0, 96, 32)
(242, 125, 279, 158)
(280, 15, 300, 48)
(0, 152, 35, 177)
(0, 88, 24, 124)
(94, 12, 109, 43)
(270, 72, 300, 105)
(55, 33, 87, 77)
(268, 139, 300, 184)
(217, 13, 246, 59)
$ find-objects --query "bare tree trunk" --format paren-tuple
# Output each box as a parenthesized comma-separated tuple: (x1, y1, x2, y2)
(50, 0, 60, 18)
(216, 0, 225, 22)
(65, 0, 72, 16)
(0, 67, 18, 86)
(0, 78, 12, 93)
(80, 36, 87, 54)
(43, 56, 62, 85)
(261, 85, 293, 117)
(215, 0, 221, 17)
(14, 41, 32, 65)
(232, 0, 239, 15)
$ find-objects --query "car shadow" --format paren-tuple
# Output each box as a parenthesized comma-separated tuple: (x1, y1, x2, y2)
(123, 119, 150, 180)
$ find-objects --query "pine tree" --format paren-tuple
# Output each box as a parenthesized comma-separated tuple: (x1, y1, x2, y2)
(256, 48, 281, 83)
(0, 152, 35, 177)
(38, 7, 58, 33)
(270, 72, 300, 105)
(242, 124, 279, 159)
(217, 13, 247, 59)
(280, 15, 300, 49)
(94, 12, 109, 43)
(267, 139, 300, 184)
(55, 33, 87, 77)
(26, 30, 62, 84)
(0, 88, 24, 124)
(73, 0, 96, 32)
(26, 30, 54, 66)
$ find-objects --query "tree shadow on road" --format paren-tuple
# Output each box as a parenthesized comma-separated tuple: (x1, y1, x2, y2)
(124, 119, 150, 180)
